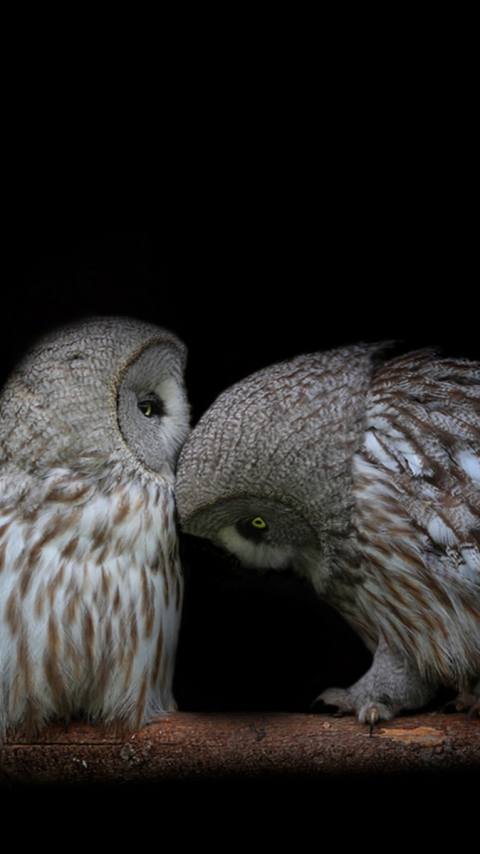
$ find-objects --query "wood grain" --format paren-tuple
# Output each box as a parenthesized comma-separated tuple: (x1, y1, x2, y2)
(1, 711, 478, 787)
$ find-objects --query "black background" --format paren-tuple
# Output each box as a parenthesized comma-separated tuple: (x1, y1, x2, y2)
(3, 191, 476, 717)
(2, 12, 478, 813)
(3, 41, 477, 720)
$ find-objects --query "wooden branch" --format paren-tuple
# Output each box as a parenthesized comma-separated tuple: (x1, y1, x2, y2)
(1, 711, 478, 787)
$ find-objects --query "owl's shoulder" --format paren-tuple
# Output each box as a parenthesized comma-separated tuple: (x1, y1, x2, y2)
(362, 350, 479, 489)
(353, 350, 480, 588)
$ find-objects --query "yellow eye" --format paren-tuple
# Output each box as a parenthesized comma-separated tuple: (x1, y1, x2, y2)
(251, 516, 267, 529)
(138, 395, 164, 418)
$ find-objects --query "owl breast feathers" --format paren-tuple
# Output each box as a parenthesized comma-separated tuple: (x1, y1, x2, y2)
(0, 317, 190, 745)
(175, 343, 480, 726)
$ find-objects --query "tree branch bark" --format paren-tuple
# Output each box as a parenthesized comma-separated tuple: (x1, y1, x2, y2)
(1, 711, 478, 787)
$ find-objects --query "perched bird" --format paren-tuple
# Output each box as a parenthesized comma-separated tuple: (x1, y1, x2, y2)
(175, 343, 480, 728)
(0, 317, 189, 746)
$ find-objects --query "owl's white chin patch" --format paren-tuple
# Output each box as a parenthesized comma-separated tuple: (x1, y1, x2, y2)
(217, 525, 294, 570)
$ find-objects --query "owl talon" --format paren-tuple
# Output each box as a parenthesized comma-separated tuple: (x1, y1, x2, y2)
(368, 708, 378, 737)
(444, 680, 480, 719)
(314, 687, 356, 716)
(467, 701, 480, 721)
(467, 681, 480, 721)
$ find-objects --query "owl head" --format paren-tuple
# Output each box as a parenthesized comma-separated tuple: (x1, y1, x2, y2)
(0, 316, 190, 479)
(175, 344, 380, 575)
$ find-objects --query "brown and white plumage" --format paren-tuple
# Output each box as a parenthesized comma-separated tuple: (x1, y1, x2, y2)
(0, 317, 189, 745)
(175, 344, 480, 726)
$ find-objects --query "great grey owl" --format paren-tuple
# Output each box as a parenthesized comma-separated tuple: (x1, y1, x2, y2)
(175, 343, 480, 728)
(0, 317, 189, 747)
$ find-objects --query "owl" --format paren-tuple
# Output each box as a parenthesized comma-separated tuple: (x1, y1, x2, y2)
(0, 316, 189, 747)
(175, 343, 480, 728)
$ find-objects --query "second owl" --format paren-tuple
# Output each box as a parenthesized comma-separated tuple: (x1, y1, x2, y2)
(176, 343, 480, 727)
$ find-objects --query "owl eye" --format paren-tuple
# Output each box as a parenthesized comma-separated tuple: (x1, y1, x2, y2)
(251, 516, 267, 529)
(236, 516, 269, 539)
(138, 394, 164, 418)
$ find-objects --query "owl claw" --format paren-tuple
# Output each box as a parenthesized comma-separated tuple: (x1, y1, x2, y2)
(468, 680, 480, 721)
(368, 707, 378, 737)
(467, 686, 480, 721)
(317, 680, 398, 731)
(467, 701, 480, 721)
(444, 680, 480, 720)
(314, 687, 356, 716)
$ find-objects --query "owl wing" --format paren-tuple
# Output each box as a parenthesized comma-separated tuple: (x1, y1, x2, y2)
(362, 350, 480, 587)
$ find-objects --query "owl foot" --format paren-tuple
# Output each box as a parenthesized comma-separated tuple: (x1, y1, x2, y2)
(314, 639, 436, 730)
(445, 680, 480, 720)
(467, 679, 480, 721)
(468, 700, 480, 721)
(315, 686, 396, 735)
